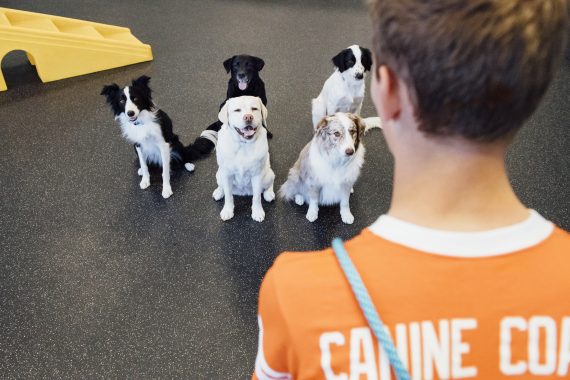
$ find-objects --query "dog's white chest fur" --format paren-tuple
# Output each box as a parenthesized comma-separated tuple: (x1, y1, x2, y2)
(330, 72, 365, 112)
(312, 71, 366, 127)
(216, 125, 269, 195)
(309, 143, 365, 205)
(118, 110, 166, 165)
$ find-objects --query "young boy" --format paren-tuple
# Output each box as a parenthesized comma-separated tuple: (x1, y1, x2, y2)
(253, 1, 570, 379)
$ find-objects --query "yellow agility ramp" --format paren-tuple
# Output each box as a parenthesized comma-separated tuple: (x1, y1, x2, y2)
(0, 7, 153, 91)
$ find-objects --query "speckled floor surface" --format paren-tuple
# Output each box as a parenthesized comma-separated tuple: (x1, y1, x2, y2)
(0, 1, 568, 378)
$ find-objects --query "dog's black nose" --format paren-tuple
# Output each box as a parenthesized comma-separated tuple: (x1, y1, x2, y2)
(345, 148, 355, 156)
(356, 73, 364, 80)
(127, 111, 135, 117)
(237, 73, 246, 79)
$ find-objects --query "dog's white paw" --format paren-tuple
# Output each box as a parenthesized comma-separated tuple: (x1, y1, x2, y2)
(138, 168, 144, 176)
(294, 194, 304, 206)
(139, 177, 150, 189)
(306, 209, 319, 222)
(341, 209, 354, 224)
(252, 206, 265, 222)
(162, 185, 173, 199)
(263, 189, 275, 203)
(212, 187, 224, 201)
(184, 163, 195, 172)
(220, 206, 234, 221)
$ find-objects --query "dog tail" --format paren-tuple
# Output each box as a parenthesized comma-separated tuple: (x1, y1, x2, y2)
(311, 97, 327, 129)
(278, 180, 296, 201)
(183, 120, 221, 159)
(278, 169, 301, 202)
(363, 116, 383, 132)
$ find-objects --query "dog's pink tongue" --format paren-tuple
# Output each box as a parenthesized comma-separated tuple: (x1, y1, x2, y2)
(243, 128, 255, 137)
(238, 82, 247, 90)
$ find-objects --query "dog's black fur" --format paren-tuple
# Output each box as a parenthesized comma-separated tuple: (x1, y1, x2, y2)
(222, 54, 268, 106)
(332, 47, 372, 73)
(195, 54, 271, 155)
(101, 76, 209, 168)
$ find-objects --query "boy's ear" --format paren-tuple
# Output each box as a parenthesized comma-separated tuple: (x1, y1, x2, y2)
(223, 56, 236, 73)
(100, 83, 120, 102)
(374, 65, 401, 123)
(361, 47, 372, 72)
(218, 101, 229, 124)
(332, 49, 349, 72)
(252, 56, 265, 72)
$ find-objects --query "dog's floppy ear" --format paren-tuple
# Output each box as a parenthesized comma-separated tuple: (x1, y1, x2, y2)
(100, 83, 120, 103)
(332, 49, 350, 72)
(252, 56, 265, 72)
(223, 56, 236, 73)
(348, 113, 366, 138)
(259, 98, 268, 128)
(218, 101, 229, 125)
(348, 113, 365, 151)
(360, 47, 372, 72)
(132, 75, 151, 88)
(315, 116, 330, 133)
(132, 75, 152, 98)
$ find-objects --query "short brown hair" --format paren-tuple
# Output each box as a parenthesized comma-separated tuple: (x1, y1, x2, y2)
(369, 0, 568, 141)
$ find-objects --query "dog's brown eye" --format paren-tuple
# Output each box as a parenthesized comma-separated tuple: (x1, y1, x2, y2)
(252, 107, 259, 111)
(334, 132, 341, 137)
(132, 97, 138, 102)
(120, 95, 126, 102)
(233, 109, 241, 112)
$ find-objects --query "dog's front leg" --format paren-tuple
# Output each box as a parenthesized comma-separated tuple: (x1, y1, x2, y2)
(340, 185, 354, 224)
(159, 142, 173, 199)
(251, 175, 265, 222)
(135, 145, 151, 190)
(220, 173, 235, 221)
(354, 101, 363, 116)
(306, 187, 320, 222)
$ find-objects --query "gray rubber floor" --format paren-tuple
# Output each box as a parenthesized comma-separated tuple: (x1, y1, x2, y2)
(1, 1, 568, 378)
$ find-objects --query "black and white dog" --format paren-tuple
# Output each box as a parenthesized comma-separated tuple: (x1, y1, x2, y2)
(101, 76, 208, 199)
(312, 45, 375, 128)
(195, 54, 271, 155)
(280, 113, 366, 224)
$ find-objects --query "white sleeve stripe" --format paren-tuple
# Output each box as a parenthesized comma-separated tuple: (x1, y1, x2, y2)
(254, 315, 293, 380)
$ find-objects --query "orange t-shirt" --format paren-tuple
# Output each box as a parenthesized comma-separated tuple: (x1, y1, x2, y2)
(253, 211, 570, 380)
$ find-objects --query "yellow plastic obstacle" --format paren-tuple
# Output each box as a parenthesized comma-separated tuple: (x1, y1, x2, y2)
(0, 7, 153, 91)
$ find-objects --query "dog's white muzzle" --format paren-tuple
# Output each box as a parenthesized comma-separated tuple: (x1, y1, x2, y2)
(235, 124, 258, 140)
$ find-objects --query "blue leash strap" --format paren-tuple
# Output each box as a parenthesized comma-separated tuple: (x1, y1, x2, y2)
(331, 238, 411, 380)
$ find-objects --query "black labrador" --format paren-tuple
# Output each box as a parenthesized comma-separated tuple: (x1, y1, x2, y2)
(195, 55, 271, 155)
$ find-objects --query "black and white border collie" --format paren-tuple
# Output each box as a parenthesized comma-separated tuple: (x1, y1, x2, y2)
(311, 45, 373, 128)
(195, 54, 271, 156)
(101, 75, 208, 199)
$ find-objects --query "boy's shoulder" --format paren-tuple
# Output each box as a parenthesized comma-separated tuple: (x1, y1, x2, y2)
(267, 229, 384, 286)
(268, 219, 570, 288)
(549, 225, 570, 245)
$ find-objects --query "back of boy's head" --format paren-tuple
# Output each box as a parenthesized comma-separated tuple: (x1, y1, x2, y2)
(368, 0, 568, 141)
